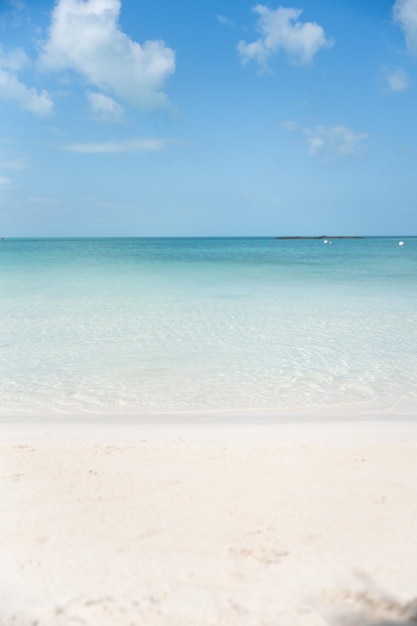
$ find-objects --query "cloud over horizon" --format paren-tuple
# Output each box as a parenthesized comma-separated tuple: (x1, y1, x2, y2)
(40, 0, 176, 112)
(238, 5, 333, 68)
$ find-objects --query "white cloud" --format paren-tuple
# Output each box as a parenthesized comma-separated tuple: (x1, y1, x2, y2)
(238, 5, 333, 68)
(0, 45, 53, 116)
(282, 119, 367, 161)
(63, 137, 171, 153)
(393, 0, 417, 54)
(0, 66, 53, 116)
(304, 125, 367, 159)
(87, 91, 124, 120)
(383, 66, 411, 91)
(0, 176, 11, 186)
(40, 0, 176, 111)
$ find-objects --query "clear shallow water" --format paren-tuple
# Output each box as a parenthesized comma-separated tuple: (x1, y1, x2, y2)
(1, 237, 416, 420)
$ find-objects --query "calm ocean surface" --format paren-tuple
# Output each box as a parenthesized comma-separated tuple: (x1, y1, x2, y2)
(1, 236, 416, 421)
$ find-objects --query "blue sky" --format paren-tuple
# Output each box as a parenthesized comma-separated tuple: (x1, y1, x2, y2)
(0, 0, 416, 236)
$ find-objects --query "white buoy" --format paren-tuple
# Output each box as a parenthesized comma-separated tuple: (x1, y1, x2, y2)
(399, 241, 405, 246)
(323, 239, 328, 244)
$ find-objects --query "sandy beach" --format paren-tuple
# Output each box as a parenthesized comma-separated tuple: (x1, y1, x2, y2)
(1, 420, 417, 626)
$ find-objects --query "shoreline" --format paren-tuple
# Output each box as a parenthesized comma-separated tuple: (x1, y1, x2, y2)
(2, 417, 417, 443)
(2, 419, 417, 625)
(1, 402, 416, 425)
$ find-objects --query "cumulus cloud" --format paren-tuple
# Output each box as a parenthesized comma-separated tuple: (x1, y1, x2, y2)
(304, 125, 367, 159)
(63, 137, 171, 153)
(40, 0, 176, 111)
(383, 66, 411, 91)
(238, 5, 333, 68)
(0, 45, 53, 116)
(0, 67, 53, 116)
(393, 0, 417, 54)
(87, 91, 124, 120)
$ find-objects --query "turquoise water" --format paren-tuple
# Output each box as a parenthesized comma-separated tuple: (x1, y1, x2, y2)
(1, 237, 416, 420)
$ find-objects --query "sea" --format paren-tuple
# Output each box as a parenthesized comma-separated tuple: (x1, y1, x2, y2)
(1, 236, 416, 422)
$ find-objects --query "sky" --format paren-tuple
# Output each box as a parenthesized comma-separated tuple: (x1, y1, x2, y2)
(0, 0, 416, 237)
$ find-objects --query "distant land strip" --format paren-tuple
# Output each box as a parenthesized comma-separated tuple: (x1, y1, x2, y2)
(275, 236, 364, 240)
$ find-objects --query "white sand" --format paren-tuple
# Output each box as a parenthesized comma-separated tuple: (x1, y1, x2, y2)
(1, 420, 417, 626)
